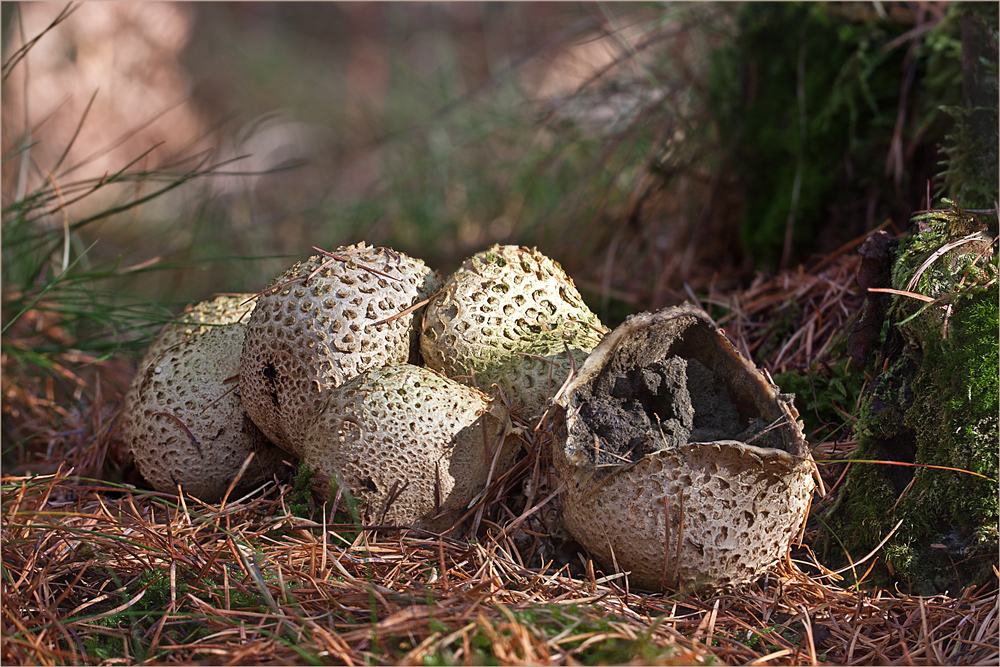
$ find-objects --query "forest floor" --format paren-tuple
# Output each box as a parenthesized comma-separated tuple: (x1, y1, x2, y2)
(3, 245, 997, 666)
(3, 4, 997, 665)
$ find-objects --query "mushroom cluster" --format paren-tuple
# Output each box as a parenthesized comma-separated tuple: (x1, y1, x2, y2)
(124, 243, 816, 588)
(239, 243, 442, 456)
(125, 244, 523, 531)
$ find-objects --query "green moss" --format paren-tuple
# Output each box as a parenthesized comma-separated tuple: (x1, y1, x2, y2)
(281, 461, 362, 546)
(480, 252, 507, 267)
(286, 460, 320, 519)
(227, 584, 267, 611)
(821, 421, 901, 569)
(891, 205, 991, 304)
(707, 3, 959, 269)
(412, 605, 681, 666)
(820, 208, 999, 593)
(775, 357, 863, 444)
(79, 569, 217, 662)
(900, 289, 999, 588)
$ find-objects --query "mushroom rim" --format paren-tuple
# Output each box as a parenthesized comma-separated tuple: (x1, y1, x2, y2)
(552, 303, 813, 473)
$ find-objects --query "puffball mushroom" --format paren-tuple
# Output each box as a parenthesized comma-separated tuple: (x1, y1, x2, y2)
(144, 294, 257, 361)
(421, 245, 608, 424)
(300, 364, 518, 532)
(124, 294, 259, 438)
(240, 243, 442, 456)
(551, 305, 815, 591)
(125, 315, 288, 502)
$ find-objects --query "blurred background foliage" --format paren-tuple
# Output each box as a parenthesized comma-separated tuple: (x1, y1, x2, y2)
(1, 1, 970, 356)
(709, 2, 962, 270)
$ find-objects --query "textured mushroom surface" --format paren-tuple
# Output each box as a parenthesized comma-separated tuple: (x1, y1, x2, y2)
(301, 364, 517, 532)
(240, 243, 442, 455)
(122, 294, 259, 472)
(552, 304, 815, 591)
(421, 245, 608, 424)
(145, 294, 258, 361)
(126, 323, 288, 502)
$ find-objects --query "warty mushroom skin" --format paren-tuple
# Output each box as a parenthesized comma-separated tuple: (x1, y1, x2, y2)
(300, 364, 518, 532)
(240, 243, 442, 456)
(421, 244, 608, 424)
(126, 320, 288, 502)
(552, 305, 815, 591)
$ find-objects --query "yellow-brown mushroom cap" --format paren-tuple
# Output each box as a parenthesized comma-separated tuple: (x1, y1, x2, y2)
(126, 323, 289, 502)
(421, 244, 608, 424)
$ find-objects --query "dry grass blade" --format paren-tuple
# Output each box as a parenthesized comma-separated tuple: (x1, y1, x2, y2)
(310, 245, 403, 282)
(867, 286, 936, 303)
(4, 462, 996, 665)
(707, 254, 865, 377)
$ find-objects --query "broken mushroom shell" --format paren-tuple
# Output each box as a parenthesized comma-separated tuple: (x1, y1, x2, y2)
(551, 304, 815, 591)
(421, 244, 608, 424)
(240, 243, 442, 456)
(300, 364, 518, 532)
(125, 322, 289, 502)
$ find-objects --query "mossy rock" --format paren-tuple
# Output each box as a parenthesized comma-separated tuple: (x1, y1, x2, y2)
(820, 205, 998, 593)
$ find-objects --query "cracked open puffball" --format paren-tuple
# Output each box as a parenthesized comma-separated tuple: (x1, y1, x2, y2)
(551, 304, 815, 591)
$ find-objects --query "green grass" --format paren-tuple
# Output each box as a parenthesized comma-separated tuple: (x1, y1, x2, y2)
(392, 604, 684, 666)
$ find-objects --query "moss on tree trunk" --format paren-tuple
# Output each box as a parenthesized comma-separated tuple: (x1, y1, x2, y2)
(821, 206, 998, 593)
(820, 3, 998, 595)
